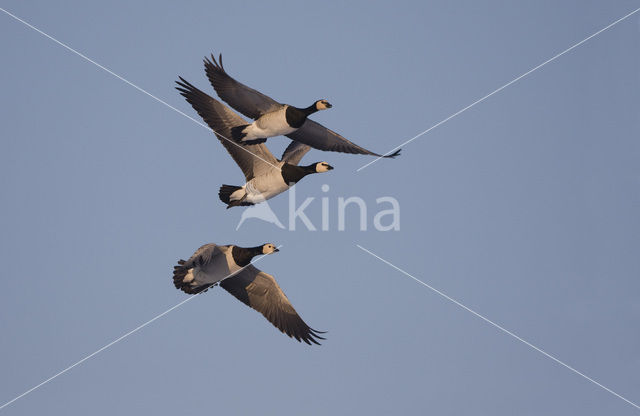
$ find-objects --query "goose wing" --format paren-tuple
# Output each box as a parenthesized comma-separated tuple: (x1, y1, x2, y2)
(205, 54, 400, 158)
(220, 264, 325, 345)
(173, 244, 227, 294)
(176, 78, 279, 181)
(287, 120, 401, 158)
(280, 141, 311, 165)
(204, 54, 282, 119)
(182, 243, 225, 269)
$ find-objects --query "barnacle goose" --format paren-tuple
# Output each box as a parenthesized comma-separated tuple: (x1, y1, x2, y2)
(173, 243, 325, 345)
(230, 99, 332, 144)
(176, 78, 333, 208)
(204, 54, 401, 158)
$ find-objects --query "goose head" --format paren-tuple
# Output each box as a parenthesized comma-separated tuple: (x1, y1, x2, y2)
(261, 243, 280, 255)
(314, 99, 332, 111)
(314, 162, 334, 173)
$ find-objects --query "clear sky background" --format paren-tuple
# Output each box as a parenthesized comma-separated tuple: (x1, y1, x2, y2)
(1, 1, 639, 415)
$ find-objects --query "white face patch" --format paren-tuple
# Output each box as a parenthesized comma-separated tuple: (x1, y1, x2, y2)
(262, 244, 278, 254)
(316, 162, 332, 173)
(316, 100, 331, 110)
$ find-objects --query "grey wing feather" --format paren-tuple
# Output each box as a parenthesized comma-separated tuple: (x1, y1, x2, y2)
(183, 243, 223, 269)
(173, 244, 227, 295)
(220, 265, 325, 345)
(287, 120, 401, 158)
(280, 141, 311, 165)
(204, 54, 282, 120)
(204, 54, 398, 158)
(176, 78, 279, 181)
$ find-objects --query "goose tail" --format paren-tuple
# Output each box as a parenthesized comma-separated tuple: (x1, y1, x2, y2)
(230, 125, 267, 145)
(218, 184, 243, 205)
(172, 260, 213, 295)
(172, 260, 192, 293)
(230, 125, 249, 142)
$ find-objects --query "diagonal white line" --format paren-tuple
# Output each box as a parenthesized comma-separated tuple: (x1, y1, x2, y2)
(0, 296, 193, 411)
(0, 247, 281, 411)
(357, 6, 640, 172)
(356, 244, 640, 411)
(0, 6, 281, 172)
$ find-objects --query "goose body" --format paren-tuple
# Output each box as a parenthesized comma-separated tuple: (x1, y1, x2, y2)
(177, 244, 255, 289)
(222, 163, 289, 205)
(236, 106, 297, 143)
(222, 160, 333, 207)
(173, 243, 325, 345)
(175, 78, 333, 208)
(174, 243, 277, 291)
(204, 54, 400, 158)
(232, 102, 332, 144)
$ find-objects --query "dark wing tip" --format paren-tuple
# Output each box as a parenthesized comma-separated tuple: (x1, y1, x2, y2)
(277, 318, 326, 345)
(298, 327, 326, 346)
(383, 148, 401, 158)
(309, 328, 327, 345)
(204, 52, 224, 72)
(176, 76, 189, 86)
(175, 77, 196, 96)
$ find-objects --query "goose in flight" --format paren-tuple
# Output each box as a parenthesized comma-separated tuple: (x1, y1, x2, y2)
(176, 78, 333, 208)
(173, 242, 325, 345)
(231, 98, 332, 144)
(203, 54, 401, 158)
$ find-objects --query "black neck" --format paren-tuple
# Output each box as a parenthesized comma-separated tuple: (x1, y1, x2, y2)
(231, 245, 263, 267)
(301, 103, 319, 116)
(281, 163, 317, 185)
(285, 104, 317, 128)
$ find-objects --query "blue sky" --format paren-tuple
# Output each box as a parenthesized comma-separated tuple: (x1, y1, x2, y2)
(1, 1, 639, 414)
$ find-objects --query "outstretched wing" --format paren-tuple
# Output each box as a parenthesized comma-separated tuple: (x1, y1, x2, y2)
(204, 54, 282, 120)
(280, 141, 311, 165)
(287, 120, 401, 158)
(176, 78, 279, 181)
(205, 53, 399, 158)
(220, 265, 325, 345)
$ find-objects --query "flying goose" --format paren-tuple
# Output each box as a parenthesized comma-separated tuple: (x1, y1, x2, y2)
(231, 98, 332, 144)
(173, 243, 325, 345)
(176, 78, 333, 208)
(203, 54, 401, 158)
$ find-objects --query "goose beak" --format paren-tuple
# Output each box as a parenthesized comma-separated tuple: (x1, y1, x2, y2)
(273, 248, 280, 252)
(327, 165, 334, 170)
(326, 102, 333, 108)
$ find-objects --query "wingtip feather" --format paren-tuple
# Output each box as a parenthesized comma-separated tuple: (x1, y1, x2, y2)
(383, 148, 401, 158)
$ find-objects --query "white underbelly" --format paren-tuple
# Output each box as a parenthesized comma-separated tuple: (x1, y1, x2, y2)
(229, 187, 246, 201)
(243, 109, 297, 140)
(244, 175, 289, 203)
